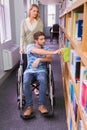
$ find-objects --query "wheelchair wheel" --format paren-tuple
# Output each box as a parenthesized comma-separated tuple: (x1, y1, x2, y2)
(17, 81, 26, 109)
(50, 73, 56, 107)
(48, 69, 56, 114)
(17, 95, 26, 109)
(17, 67, 26, 110)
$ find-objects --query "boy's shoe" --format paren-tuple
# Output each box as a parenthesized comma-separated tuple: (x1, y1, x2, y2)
(38, 105, 54, 118)
(21, 107, 35, 119)
(38, 105, 48, 115)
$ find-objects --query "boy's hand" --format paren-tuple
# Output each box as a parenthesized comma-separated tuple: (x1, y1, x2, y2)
(57, 49, 61, 54)
(32, 58, 40, 68)
(54, 49, 61, 55)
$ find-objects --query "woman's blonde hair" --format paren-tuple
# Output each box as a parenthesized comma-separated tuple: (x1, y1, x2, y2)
(28, 4, 40, 19)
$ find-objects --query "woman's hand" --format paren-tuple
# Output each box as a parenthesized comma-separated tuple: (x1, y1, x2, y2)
(32, 58, 40, 68)
(19, 49, 25, 54)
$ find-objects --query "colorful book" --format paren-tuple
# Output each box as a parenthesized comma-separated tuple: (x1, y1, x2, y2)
(73, 12, 83, 39)
(62, 47, 70, 62)
(66, 39, 70, 47)
(80, 66, 87, 113)
(78, 119, 84, 130)
(75, 20, 83, 40)
(69, 80, 77, 121)
(81, 81, 87, 110)
(70, 50, 81, 82)
(70, 117, 73, 130)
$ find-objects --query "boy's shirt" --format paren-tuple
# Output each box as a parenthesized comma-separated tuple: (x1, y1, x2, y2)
(24, 44, 50, 74)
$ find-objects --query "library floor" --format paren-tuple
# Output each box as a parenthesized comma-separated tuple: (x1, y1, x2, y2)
(0, 39, 67, 130)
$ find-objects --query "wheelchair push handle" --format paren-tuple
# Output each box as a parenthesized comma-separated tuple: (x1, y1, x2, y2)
(20, 54, 24, 65)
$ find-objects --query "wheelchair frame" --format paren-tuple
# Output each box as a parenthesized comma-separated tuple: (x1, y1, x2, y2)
(17, 55, 55, 115)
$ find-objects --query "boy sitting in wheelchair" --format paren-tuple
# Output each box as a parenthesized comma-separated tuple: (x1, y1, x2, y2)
(21, 31, 61, 119)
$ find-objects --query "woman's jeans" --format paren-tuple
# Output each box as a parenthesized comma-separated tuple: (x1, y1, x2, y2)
(23, 72, 48, 107)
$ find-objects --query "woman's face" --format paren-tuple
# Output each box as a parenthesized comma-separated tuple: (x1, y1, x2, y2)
(30, 6, 39, 18)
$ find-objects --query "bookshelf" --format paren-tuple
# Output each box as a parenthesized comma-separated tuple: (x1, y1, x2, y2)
(59, 0, 87, 130)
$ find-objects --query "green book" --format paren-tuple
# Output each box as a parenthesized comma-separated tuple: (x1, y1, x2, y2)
(62, 47, 70, 62)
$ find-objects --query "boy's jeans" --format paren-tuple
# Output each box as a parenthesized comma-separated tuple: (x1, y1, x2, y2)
(23, 72, 47, 107)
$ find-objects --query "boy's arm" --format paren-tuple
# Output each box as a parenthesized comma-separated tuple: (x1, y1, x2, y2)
(31, 48, 61, 55)
(32, 55, 52, 68)
(39, 54, 52, 62)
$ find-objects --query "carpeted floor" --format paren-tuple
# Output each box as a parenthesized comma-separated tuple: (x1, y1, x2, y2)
(0, 39, 67, 130)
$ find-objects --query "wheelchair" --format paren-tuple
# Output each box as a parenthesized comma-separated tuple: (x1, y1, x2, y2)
(17, 54, 55, 116)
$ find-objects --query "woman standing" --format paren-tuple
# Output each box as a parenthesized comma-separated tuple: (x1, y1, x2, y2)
(20, 4, 43, 53)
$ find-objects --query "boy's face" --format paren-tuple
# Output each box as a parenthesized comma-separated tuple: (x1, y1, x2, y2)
(36, 35, 46, 47)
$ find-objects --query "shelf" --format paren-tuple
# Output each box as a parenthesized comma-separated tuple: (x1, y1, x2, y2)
(77, 102, 87, 129)
(59, 0, 87, 18)
(59, 1, 87, 130)
(59, 26, 87, 67)
(65, 79, 77, 130)
(66, 62, 87, 129)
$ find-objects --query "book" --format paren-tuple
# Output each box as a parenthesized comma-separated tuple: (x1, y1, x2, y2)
(69, 80, 77, 121)
(66, 39, 70, 47)
(61, 47, 70, 62)
(81, 81, 87, 110)
(80, 66, 87, 114)
(78, 119, 84, 130)
(70, 50, 81, 82)
(73, 12, 83, 39)
(69, 80, 75, 103)
(80, 67, 87, 114)
(70, 117, 73, 130)
(67, 17, 72, 36)
(75, 20, 83, 40)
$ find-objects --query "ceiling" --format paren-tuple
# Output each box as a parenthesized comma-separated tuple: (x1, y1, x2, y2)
(38, 0, 63, 5)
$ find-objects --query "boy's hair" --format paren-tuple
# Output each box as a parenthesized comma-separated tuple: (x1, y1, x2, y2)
(33, 31, 45, 40)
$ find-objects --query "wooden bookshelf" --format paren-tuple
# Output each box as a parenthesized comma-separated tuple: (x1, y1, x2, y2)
(59, 0, 87, 130)
(59, 0, 87, 18)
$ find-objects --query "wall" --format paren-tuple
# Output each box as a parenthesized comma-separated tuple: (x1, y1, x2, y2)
(39, 4, 60, 37)
(0, 0, 25, 71)
(0, 36, 3, 70)
(0, 0, 16, 70)
(13, 0, 25, 44)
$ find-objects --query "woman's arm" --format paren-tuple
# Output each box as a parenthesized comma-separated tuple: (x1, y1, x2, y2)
(20, 20, 26, 53)
(38, 19, 43, 32)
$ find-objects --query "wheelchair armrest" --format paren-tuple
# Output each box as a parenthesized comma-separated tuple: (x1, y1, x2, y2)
(47, 63, 52, 78)
(47, 62, 51, 69)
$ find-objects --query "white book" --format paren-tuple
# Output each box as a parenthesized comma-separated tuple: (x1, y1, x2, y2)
(70, 50, 81, 82)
